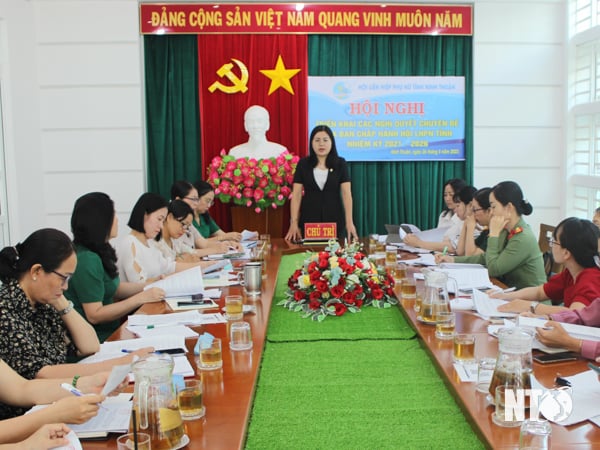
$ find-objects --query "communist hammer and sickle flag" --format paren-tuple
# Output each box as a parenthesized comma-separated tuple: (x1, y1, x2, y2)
(197, 34, 309, 230)
(208, 58, 249, 94)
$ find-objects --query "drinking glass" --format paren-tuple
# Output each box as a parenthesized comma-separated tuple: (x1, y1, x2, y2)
(117, 432, 151, 450)
(414, 285, 423, 313)
(434, 312, 455, 340)
(225, 295, 243, 320)
(400, 277, 416, 299)
(519, 419, 551, 449)
(493, 385, 522, 427)
(394, 262, 407, 281)
(476, 357, 496, 393)
(453, 334, 475, 363)
(385, 245, 397, 267)
(368, 234, 378, 254)
(198, 338, 222, 370)
(176, 379, 205, 420)
(229, 321, 253, 351)
(259, 233, 271, 250)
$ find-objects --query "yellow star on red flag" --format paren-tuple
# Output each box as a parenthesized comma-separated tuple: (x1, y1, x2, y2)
(259, 55, 301, 95)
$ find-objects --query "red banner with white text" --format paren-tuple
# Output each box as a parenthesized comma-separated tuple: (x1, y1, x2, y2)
(140, 3, 473, 36)
(197, 33, 308, 227)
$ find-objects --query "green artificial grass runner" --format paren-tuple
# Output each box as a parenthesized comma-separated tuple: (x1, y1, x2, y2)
(267, 253, 416, 342)
(245, 253, 485, 449)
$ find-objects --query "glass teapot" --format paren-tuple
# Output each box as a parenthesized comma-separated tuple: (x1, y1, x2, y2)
(488, 327, 533, 399)
(132, 353, 185, 450)
(420, 268, 452, 323)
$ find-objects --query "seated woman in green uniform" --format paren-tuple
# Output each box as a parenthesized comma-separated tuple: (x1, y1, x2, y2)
(192, 180, 242, 242)
(284, 125, 359, 242)
(170, 180, 240, 252)
(65, 192, 165, 342)
(437, 181, 547, 290)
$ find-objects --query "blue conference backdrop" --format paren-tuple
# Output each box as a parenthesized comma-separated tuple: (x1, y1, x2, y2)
(308, 76, 465, 162)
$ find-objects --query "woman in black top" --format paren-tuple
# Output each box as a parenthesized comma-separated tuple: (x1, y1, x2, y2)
(285, 125, 358, 242)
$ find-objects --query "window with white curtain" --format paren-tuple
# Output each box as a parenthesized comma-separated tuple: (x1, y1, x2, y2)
(568, 0, 600, 219)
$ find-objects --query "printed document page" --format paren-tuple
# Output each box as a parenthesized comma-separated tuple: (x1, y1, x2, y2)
(144, 266, 204, 296)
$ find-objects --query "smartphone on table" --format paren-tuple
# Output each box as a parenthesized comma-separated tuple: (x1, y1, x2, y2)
(533, 351, 579, 364)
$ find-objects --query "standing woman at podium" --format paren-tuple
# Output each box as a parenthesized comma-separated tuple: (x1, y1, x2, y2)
(285, 125, 358, 242)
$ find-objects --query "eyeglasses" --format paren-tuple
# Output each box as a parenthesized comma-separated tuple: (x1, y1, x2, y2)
(184, 196, 200, 203)
(51, 270, 72, 287)
(547, 237, 561, 248)
(178, 220, 192, 231)
(202, 197, 214, 206)
(472, 207, 486, 213)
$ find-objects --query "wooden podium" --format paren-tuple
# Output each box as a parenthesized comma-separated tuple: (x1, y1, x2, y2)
(230, 205, 285, 237)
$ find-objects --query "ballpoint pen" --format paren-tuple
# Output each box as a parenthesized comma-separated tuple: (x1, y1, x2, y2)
(61, 383, 106, 409)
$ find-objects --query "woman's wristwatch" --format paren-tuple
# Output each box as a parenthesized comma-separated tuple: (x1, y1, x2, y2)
(58, 300, 74, 316)
(530, 301, 539, 314)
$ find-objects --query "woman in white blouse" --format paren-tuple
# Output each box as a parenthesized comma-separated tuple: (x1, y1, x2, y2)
(403, 178, 467, 252)
(116, 193, 210, 282)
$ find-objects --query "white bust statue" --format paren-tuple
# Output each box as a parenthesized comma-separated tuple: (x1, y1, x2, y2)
(228, 105, 287, 159)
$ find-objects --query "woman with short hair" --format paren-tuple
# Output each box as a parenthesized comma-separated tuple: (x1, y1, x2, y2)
(285, 125, 358, 242)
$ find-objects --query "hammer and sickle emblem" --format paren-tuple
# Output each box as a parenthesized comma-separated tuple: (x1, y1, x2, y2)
(208, 58, 249, 94)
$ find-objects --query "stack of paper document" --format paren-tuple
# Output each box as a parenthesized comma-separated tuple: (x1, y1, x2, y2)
(517, 316, 600, 342)
(472, 289, 517, 319)
(436, 267, 494, 293)
(405, 253, 437, 266)
(241, 229, 258, 241)
(547, 370, 600, 426)
(128, 310, 205, 327)
(28, 393, 133, 439)
(127, 324, 199, 339)
(144, 266, 204, 297)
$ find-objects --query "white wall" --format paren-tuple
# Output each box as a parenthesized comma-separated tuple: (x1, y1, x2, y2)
(0, 0, 566, 242)
(473, 0, 566, 235)
(0, 0, 145, 242)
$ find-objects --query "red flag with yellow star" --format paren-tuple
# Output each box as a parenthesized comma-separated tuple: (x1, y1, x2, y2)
(197, 34, 308, 228)
(198, 34, 308, 170)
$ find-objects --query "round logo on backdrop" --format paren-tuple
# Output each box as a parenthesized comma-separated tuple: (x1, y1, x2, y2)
(333, 82, 350, 100)
(539, 388, 573, 422)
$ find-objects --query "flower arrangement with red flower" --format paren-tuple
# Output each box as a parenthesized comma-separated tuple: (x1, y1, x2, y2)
(207, 150, 300, 213)
(279, 240, 397, 321)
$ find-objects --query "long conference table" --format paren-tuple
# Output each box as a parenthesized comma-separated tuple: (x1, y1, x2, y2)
(83, 239, 600, 449)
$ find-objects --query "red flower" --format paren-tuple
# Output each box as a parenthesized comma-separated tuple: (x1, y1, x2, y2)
(309, 291, 321, 301)
(316, 280, 328, 293)
(342, 292, 355, 304)
(309, 299, 321, 310)
(371, 288, 384, 300)
(333, 303, 347, 316)
(331, 285, 344, 298)
(355, 299, 363, 308)
(318, 258, 329, 269)
(294, 290, 306, 301)
(310, 270, 321, 282)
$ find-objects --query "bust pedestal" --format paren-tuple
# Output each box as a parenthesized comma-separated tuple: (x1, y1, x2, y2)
(230, 205, 285, 237)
